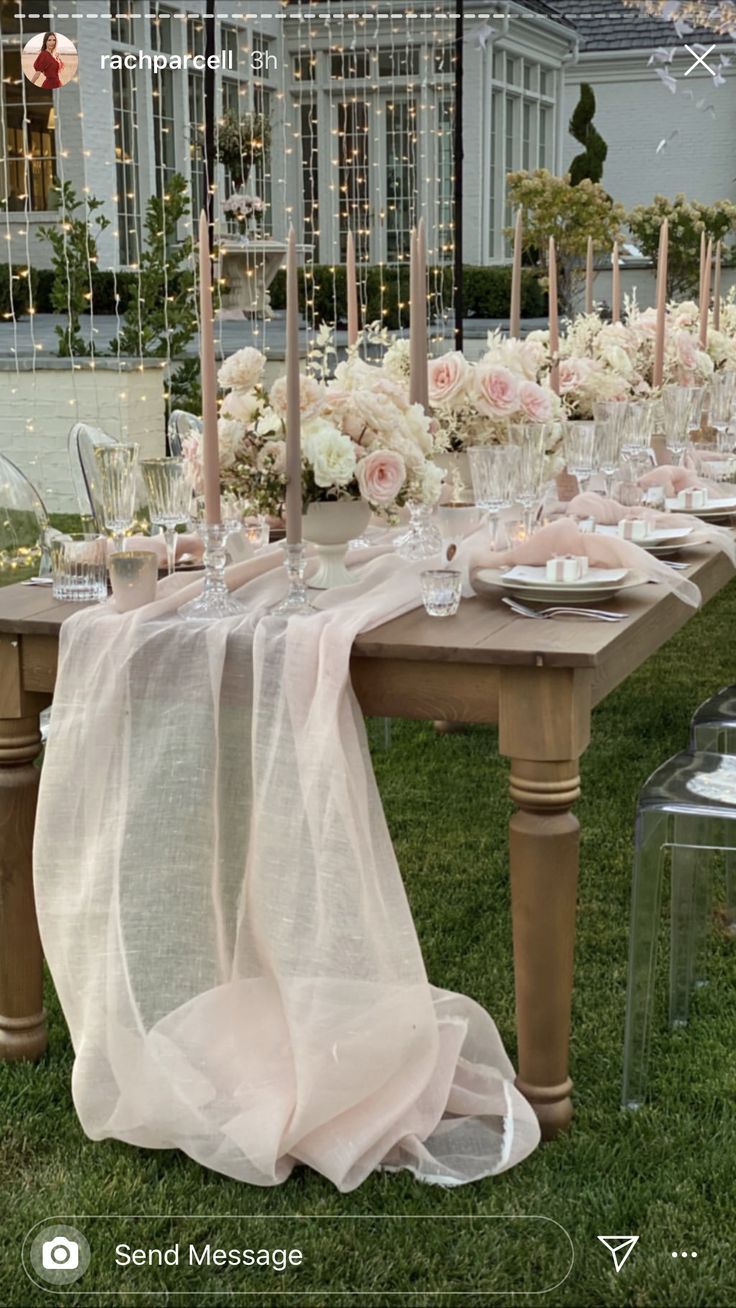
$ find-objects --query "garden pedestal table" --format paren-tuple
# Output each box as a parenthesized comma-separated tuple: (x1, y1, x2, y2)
(0, 542, 733, 1140)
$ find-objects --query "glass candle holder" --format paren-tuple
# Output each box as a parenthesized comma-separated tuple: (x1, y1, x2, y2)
(109, 549, 158, 613)
(270, 542, 316, 616)
(51, 534, 107, 602)
(180, 523, 245, 621)
(420, 568, 462, 618)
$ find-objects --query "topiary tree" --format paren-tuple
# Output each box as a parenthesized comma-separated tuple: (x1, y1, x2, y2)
(569, 83, 608, 186)
(505, 169, 625, 313)
(627, 194, 736, 299)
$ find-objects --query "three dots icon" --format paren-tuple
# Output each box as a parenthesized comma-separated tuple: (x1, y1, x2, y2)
(672, 1250, 698, 1258)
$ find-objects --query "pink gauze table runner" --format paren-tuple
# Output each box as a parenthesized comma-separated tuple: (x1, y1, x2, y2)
(33, 535, 541, 1192)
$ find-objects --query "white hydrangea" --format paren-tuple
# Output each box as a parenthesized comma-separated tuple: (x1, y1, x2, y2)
(303, 418, 357, 488)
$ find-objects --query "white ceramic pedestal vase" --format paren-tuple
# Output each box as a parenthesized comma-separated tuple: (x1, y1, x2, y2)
(303, 499, 371, 589)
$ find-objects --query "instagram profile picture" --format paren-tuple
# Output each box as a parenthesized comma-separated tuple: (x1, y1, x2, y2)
(21, 32, 78, 90)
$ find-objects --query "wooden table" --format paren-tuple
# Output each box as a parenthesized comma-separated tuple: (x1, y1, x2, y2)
(1, 546, 733, 1140)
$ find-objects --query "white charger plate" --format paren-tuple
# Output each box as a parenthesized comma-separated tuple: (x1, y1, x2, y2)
(594, 524, 694, 555)
(472, 565, 646, 606)
(666, 495, 736, 521)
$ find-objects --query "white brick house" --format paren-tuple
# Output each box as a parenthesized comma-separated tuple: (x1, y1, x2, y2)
(2, 0, 733, 281)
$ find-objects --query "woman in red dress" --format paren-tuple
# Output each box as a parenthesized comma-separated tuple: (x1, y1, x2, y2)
(32, 33, 63, 90)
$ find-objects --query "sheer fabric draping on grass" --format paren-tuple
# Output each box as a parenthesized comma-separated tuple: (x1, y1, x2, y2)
(34, 538, 540, 1191)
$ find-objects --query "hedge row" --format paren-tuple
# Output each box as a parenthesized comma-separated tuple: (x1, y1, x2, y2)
(0, 266, 139, 318)
(1, 261, 548, 326)
(269, 263, 548, 327)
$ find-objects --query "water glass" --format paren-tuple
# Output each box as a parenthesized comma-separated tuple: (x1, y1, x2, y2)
(620, 398, 654, 460)
(420, 568, 462, 617)
(709, 372, 736, 451)
(468, 444, 520, 546)
(51, 533, 107, 602)
(140, 457, 192, 575)
(510, 422, 550, 535)
(563, 421, 596, 490)
(661, 385, 704, 461)
(94, 444, 139, 552)
(109, 549, 158, 613)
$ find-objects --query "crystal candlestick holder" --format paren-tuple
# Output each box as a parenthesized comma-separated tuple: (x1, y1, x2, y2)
(180, 523, 244, 620)
(271, 542, 316, 615)
(394, 503, 442, 561)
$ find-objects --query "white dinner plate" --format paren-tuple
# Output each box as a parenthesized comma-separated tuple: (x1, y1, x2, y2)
(472, 565, 647, 606)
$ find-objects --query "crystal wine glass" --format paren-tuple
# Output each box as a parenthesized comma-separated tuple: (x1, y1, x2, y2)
(563, 421, 596, 492)
(468, 444, 520, 547)
(94, 443, 139, 553)
(140, 457, 192, 576)
(661, 384, 704, 463)
(510, 422, 549, 537)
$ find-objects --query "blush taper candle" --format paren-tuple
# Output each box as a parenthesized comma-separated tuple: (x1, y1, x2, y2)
(410, 219, 428, 409)
(700, 237, 712, 349)
(548, 236, 559, 395)
(198, 210, 220, 525)
(510, 207, 522, 338)
(585, 235, 594, 315)
(714, 239, 722, 332)
(611, 240, 620, 324)
(653, 218, 668, 389)
(285, 226, 302, 546)
(346, 228, 359, 348)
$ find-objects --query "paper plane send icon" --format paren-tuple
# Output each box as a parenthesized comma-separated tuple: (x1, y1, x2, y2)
(597, 1235, 639, 1273)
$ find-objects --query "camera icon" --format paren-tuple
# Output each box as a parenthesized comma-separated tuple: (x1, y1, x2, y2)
(42, 1236, 80, 1271)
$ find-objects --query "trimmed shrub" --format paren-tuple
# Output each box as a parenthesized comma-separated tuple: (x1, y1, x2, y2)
(269, 264, 547, 326)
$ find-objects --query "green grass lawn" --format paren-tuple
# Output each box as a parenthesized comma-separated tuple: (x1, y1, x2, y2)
(2, 575, 736, 1306)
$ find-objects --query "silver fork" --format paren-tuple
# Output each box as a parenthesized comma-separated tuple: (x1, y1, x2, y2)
(502, 596, 627, 622)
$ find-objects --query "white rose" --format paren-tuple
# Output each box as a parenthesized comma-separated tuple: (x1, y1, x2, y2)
(411, 460, 444, 506)
(303, 419, 357, 488)
(221, 389, 260, 423)
(255, 408, 283, 438)
(216, 418, 244, 469)
(217, 346, 266, 392)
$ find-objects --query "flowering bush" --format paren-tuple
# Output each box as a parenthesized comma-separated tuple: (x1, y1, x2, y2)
(627, 195, 736, 299)
(182, 342, 444, 516)
(427, 332, 562, 450)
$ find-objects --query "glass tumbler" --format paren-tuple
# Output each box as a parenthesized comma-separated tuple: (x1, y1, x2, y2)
(51, 534, 107, 602)
(420, 568, 462, 617)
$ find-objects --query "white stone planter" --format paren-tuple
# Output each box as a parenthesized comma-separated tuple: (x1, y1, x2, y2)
(303, 499, 371, 589)
(0, 359, 166, 513)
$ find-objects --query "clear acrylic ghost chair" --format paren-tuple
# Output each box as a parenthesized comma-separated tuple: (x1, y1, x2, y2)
(623, 750, 736, 1109)
(167, 409, 202, 457)
(687, 687, 736, 931)
(68, 423, 150, 532)
(0, 452, 51, 578)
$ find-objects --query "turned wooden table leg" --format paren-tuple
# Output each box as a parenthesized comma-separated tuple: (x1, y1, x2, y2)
(0, 633, 49, 1061)
(499, 665, 592, 1140)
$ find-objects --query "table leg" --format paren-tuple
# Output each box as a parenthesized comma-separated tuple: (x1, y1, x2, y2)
(498, 666, 592, 1140)
(0, 634, 48, 1061)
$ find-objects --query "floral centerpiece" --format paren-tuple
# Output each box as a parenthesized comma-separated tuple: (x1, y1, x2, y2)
(183, 341, 444, 518)
(222, 193, 264, 238)
(424, 332, 563, 450)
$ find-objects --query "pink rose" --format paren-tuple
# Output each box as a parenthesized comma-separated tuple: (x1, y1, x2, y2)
(356, 448, 406, 505)
(428, 351, 469, 405)
(675, 332, 698, 374)
(519, 380, 554, 422)
(559, 357, 593, 394)
(472, 364, 520, 418)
